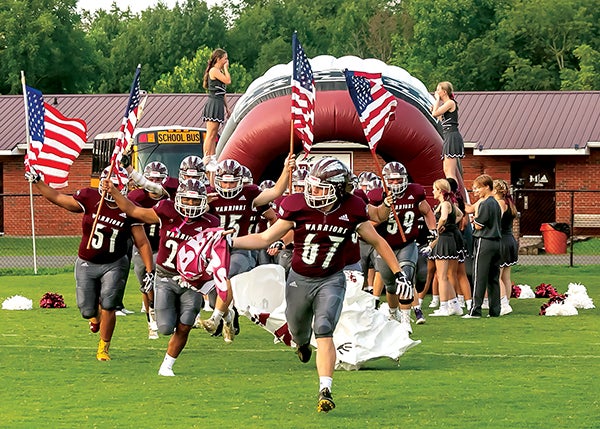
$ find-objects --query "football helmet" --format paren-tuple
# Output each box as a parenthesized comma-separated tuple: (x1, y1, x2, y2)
(382, 161, 408, 196)
(368, 176, 383, 192)
(179, 156, 207, 183)
(143, 161, 168, 185)
(175, 179, 208, 218)
(304, 157, 350, 209)
(214, 159, 244, 199)
(259, 179, 276, 191)
(99, 166, 129, 202)
(358, 171, 378, 191)
(240, 165, 253, 185)
(292, 169, 308, 193)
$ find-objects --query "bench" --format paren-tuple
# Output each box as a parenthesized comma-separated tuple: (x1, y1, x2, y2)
(573, 214, 600, 229)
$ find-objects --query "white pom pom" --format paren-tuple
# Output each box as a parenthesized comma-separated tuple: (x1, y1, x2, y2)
(544, 302, 578, 316)
(2, 295, 33, 310)
(564, 282, 595, 309)
(517, 284, 536, 299)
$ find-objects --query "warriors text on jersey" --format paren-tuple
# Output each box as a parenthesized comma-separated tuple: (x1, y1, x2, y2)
(73, 188, 140, 264)
(368, 183, 426, 247)
(153, 199, 220, 274)
(279, 193, 369, 277)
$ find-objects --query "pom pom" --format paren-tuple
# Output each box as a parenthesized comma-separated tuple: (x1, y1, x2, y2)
(2, 295, 33, 310)
(39, 292, 66, 308)
(510, 283, 521, 298)
(534, 283, 558, 298)
(564, 282, 595, 309)
(516, 284, 536, 299)
(539, 294, 567, 315)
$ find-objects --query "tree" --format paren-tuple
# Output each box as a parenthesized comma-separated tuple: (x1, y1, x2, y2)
(152, 46, 252, 93)
(0, 0, 95, 94)
(560, 45, 600, 90)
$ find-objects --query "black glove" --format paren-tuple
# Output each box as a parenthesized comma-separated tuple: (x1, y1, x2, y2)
(120, 153, 131, 169)
(427, 229, 438, 242)
(394, 271, 413, 301)
(268, 240, 285, 251)
(140, 270, 155, 293)
(25, 168, 41, 183)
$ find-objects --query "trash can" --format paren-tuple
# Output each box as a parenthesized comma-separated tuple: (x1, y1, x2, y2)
(540, 223, 569, 254)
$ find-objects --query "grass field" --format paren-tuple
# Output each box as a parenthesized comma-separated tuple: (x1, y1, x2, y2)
(1, 266, 599, 428)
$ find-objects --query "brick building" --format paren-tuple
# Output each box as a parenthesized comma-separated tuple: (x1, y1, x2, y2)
(1, 91, 599, 237)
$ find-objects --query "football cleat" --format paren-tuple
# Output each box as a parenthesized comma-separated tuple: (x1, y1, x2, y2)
(296, 343, 312, 363)
(222, 311, 236, 344)
(89, 320, 100, 333)
(96, 339, 111, 361)
(317, 388, 336, 413)
(158, 366, 175, 377)
(200, 317, 218, 334)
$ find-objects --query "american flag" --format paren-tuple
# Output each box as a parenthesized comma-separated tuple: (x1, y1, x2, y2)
(344, 70, 397, 152)
(291, 33, 315, 156)
(25, 86, 87, 189)
(110, 65, 141, 166)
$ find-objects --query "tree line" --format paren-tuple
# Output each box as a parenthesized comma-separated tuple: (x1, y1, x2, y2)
(1, 0, 598, 95)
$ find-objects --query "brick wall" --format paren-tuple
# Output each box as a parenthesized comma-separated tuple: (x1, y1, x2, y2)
(2, 152, 92, 236)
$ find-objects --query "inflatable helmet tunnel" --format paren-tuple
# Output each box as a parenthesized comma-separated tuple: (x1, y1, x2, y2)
(217, 55, 444, 187)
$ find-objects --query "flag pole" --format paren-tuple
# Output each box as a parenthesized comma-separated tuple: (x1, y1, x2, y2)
(369, 149, 406, 243)
(87, 66, 143, 249)
(21, 71, 38, 274)
(288, 117, 294, 193)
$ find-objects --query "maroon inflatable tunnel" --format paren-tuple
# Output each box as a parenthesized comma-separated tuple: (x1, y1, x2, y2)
(220, 89, 443, 188)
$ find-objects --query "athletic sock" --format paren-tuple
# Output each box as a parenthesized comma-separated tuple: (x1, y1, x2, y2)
(211, 309, 225, 324)
(161, 353, 176, 371)
(319, 376, 333, 392)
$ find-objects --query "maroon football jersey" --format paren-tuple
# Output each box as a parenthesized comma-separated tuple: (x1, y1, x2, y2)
(368, 183, 426, 247)
(207, 184, 262, 238)
(342, 188, 369, 265)
(128, 188, 164, 251)
(74, 188, 138, 264)
(279, 193, 369, 277)
(153, 199, 220, 274)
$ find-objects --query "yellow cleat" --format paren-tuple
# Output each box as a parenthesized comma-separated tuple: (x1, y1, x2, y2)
(96, 339, 111, 361)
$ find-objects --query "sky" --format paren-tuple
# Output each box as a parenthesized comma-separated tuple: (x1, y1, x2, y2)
(77, 0, 220, 14)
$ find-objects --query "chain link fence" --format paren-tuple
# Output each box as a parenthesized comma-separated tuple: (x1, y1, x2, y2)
(1, 190, 599, 273)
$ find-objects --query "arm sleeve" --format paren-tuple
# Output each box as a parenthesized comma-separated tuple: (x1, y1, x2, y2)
(129, 170, 165, 195)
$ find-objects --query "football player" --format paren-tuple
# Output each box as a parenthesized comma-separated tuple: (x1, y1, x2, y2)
(27, 166, 154, 361)
(368, 161, 437, 331)
(198, 157, 294, 342)
(127, 161, 171, 339)
(104, 178, 221, 376)
(232, 157, 412, 413)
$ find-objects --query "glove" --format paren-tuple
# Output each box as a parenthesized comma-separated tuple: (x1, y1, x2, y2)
(427, 229, 438, 242)
(419, 245, 432, 256)
(140, 270, 155, 293)
(25, 168, 41, 184)
(120, 153, 131, 169)
(394, 271, 414, 301)
(269, 240, 285, 251)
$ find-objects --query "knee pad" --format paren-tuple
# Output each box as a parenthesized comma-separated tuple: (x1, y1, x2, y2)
(313, 314, 334, 339)
(399, 298, 413, 305)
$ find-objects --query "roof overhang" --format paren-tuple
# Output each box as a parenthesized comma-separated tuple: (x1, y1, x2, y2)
(464, 142, 591, 156)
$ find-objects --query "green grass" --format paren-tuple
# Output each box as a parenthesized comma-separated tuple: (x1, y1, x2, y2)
(0, 266, 599, 428)
(0, 236, 80, 256)
(572, 237, 600, 255)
